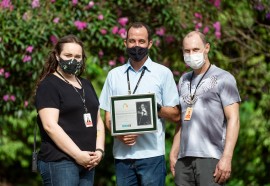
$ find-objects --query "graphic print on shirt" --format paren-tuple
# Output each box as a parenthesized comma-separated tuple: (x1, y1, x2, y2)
(181, 75, 217, 105)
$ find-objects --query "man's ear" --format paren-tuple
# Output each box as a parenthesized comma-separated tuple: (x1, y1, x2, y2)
(205, 43, 210, 54)
(124, 39, 127, 48)
(148, 40, 153, 49)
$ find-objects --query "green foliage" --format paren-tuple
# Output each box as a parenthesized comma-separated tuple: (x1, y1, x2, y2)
(228, 101, 270, 186)
(0, 110, 36, 166)
(0, 110, 41, 185)
(0, 0, 270, 185)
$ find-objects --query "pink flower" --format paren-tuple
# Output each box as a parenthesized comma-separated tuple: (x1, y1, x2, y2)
(98, 14, 104, 20)
(88, 1, 94, 8)
(72, 0, 78, 6)
(213, 21, 221, 32)
(120, 33, 126, 39)
(118, 28, 127, 38)
(173, 70, 180, 76)
(155, 27, 166, 36)
(195, 22, 202, 30)
(165, 35, 175, 44)
(50, 35, 58, 45)
(74, 20, 88, 30)
(266, 12, 270, 20)
(0, 68, 4, 76)
(203, 26, 210, 34)
(23, 55, 32, 62)
(118, 28, 126, 34)
(112, 26, 119, 34)
(4, 72, 10, 78)
(0, 0, 12, 8)
(155, 39, 161, 47)
(10, 95, 16, 102)
(213, 21, 221, 39)
(215, 31, 221, 39)
(118, 56, 125, 64)
(194, 12, 202, 19)
(26, 46, 34, 53)
(9, 4, 13, 10)
(53, 17, 60, 23)
(98, 50, 104, 57)
(31, 0, 40, 8)
(118, 17, 128, 27)
(255, 3, 264, 11)
(108, 60, 116, 66)
(100, 29, 107, 35)
(24, 101, 29, 107)
(51, 0, 55, 2)
(3, 94, 9, 101)
(22, 12, 29, 20)
(214, 0, 221, 8)
(194, 12, 203, 19)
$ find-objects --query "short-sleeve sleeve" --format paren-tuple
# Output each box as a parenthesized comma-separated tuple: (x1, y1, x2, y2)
(161, 69, 180, 107)
(178, 76, 184, 95)
(99, 72, 113, 112)
(35, 79, 60, 110)
(219, 73, 241, 107)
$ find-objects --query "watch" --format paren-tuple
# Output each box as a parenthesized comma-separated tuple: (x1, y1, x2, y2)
(95, 148, 105, 159)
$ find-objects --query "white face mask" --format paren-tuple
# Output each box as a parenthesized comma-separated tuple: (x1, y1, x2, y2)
(184, 52, 205, 69)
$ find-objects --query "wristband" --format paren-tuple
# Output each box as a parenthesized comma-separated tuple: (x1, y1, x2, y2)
(157, 103, 162, 112)
(96, 148, 105, 159)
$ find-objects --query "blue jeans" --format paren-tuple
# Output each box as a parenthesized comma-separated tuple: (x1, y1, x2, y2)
(38, 160, 95, 186)
(115, 155, 166, 186)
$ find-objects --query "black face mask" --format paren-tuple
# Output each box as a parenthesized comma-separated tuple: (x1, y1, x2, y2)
(126, 46, 148, 62)
(58, 57, 82, 75)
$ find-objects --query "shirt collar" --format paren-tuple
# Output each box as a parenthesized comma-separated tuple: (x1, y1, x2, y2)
(124, 56, 152, 73)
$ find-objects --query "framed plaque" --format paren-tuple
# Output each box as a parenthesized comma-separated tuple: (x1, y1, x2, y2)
(110, 93, 157, 136)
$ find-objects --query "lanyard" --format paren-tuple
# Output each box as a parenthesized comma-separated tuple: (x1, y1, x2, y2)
(127, 67, 146, 95)
(56, 70, 88, 113)
(189, 64, 211, 101)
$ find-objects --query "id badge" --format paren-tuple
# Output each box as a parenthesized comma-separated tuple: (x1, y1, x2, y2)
(84, 113, 93, 127)
(184, 107, 193, 121)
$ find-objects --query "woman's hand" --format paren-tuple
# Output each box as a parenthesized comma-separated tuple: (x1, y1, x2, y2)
(86, 151, 103, 170)
(74, 151, 94, 169)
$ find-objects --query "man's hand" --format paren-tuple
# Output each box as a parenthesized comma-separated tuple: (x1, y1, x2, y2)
(116, 134, 138, 146)
(213, 155, 232, 184)
(170, 154, 178, 177)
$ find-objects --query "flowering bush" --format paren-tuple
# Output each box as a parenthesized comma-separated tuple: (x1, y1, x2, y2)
(0, 0, 270, 185)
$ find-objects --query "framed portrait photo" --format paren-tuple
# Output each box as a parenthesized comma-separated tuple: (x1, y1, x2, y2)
(110, 93, 158, 136)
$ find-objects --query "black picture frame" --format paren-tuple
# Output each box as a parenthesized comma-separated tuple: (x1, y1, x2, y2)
(110, 93, 157, 136)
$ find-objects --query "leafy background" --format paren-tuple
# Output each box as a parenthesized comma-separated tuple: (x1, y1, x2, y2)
(0, 0, 270, 185)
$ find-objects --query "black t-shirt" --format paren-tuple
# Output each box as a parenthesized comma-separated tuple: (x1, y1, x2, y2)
(35, 74, 99, 162)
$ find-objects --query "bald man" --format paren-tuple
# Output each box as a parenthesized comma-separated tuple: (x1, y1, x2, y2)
(170, 31, 241, 186)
